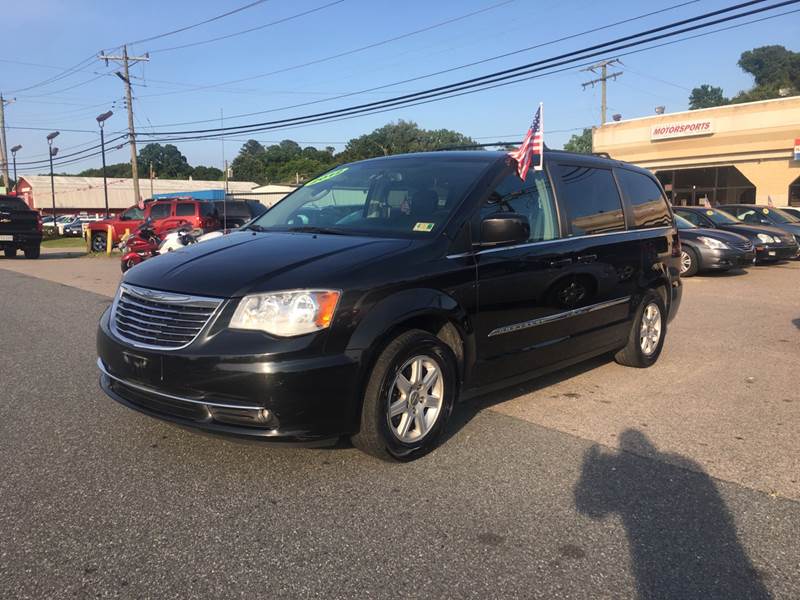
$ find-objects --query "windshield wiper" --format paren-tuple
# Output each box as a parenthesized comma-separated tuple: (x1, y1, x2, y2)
(286, 226, 349, 235)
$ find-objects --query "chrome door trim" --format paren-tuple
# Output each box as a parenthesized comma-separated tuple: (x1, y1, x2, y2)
(487, 296, 631, 338)
(97, 358, 265, 411)
(447, 226, 672, 259)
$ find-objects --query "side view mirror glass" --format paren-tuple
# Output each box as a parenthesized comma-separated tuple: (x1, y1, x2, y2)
(480, 213, 530, 248)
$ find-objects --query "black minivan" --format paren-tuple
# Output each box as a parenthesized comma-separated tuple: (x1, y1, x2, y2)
(97, 151, 682, 460)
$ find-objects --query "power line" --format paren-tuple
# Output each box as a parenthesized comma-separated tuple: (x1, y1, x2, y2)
(139, 0, 705, 127)
(123, 0, 272, 47)
(6, 55, 98, 94)
(150, 0, 346, 53)
(136, 0, 792, 138)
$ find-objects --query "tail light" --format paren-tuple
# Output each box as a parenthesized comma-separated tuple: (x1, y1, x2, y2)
(671, 229, 681, 257)
(36, 214, 43, 232)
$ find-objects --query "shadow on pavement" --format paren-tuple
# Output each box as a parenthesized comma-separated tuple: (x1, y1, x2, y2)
(792, 318, 800, 330)
(574, 429, 771, 600)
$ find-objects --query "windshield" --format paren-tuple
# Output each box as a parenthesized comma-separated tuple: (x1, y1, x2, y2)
(704, 209, 740, 225)
(674, 215, 696, 229)
(767, 208, 799, 224)
(248, 157, 495, 238)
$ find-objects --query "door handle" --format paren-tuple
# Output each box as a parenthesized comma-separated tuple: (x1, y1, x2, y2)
(577, 254, 597, 264)
(549, 258, 573, 268)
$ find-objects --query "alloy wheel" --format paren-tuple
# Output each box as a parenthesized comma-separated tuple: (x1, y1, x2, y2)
(387, 354, 444, 443)
(680, 250, 692, 274)
(639, 303, 662, 356)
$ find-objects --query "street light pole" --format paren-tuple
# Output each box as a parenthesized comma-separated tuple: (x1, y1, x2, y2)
(96, 111, 113, 218)
(10, 144, 21, 189)
(47, 131, 59, 222)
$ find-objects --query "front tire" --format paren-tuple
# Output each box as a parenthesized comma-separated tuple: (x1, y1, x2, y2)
(24, 246, 40, 259)
(679, 247, 699, 277)
(352, 329, 457, 461)
(615, 291, 667, 368)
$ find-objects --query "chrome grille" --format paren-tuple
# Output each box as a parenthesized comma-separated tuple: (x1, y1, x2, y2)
(111, 284, 222, 350)
(729, 238, 754, 251)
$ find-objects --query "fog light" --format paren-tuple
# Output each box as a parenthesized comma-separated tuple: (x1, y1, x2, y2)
(209, 406, 274, 428)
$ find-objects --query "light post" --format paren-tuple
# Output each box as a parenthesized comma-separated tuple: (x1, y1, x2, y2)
(96, 111, 113, 218)
(47, 131, 59, 223)
(10, 144, 21, 189)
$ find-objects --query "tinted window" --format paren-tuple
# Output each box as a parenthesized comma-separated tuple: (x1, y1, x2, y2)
(616, 169, 671, 228)
(0, 197, 27, 211)
(149, 203, 171, 220)
(554, 164, 625, 236)
(674, 210, 706, 227)
(480, 170, 559, 243)
(175, 203, 195, 217)
(200, 203, 218, 217)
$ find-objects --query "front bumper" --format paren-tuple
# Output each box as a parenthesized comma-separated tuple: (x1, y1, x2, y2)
(97, 309, 361, 442)
(755, 244, 797, 262)
(698, 246, 755, 270)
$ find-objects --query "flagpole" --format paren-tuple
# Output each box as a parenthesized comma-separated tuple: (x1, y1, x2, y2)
(534, 102, 544, 171)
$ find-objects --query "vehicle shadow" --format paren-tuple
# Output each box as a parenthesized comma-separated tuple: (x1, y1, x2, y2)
(695, 267, 749, 278)
(574, 429, 772, 600)
(792, 318, 800, 330)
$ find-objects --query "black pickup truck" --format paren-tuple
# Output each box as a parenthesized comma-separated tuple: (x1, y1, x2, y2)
(0, 195, 42, 259)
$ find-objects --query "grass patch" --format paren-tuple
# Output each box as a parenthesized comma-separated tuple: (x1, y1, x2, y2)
(42, 237, 89, 248)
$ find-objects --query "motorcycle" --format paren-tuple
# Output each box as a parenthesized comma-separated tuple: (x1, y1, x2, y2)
(158, 227, 224, 253)
(120, 218, 161, 273)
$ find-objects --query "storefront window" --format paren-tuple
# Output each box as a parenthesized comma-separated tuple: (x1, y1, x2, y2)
(654, 166, 755, 207)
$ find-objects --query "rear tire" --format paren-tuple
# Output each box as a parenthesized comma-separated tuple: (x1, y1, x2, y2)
(679, 247, 699, 277)
(91, 232, 108, 253)
(24, 246, 40, 259)
(352, 329, 457, 461)
(3, 248, 15, 258)
(615, 291, 667, 368)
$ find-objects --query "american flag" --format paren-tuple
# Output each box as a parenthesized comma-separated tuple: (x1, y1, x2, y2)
(508, 103, 544, 179)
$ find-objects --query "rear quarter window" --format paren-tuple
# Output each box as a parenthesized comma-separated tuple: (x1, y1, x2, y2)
(616, 169, 672, 229)
(553, 164, 625, 236)
(175, 203, 196, 217)
(0, 197, 28, 211)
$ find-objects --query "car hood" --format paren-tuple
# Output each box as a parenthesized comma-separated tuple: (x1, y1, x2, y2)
(720, 222, 790, 237)
(772, 222, 800, 235)
(123, 230, 413, 298)
(679, 227, 750, 244)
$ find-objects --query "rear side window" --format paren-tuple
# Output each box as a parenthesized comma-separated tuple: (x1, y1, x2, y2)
(616, 169, 672, 229)
(149, 203, 171, 220)
(675, 210, 703, 226)
(175, 203, 195, 217)
(200, 203, 218, 217)
(554, 164, 625, 236)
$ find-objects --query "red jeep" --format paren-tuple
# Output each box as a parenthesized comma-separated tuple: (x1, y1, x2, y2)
(88, 198, 220, 252)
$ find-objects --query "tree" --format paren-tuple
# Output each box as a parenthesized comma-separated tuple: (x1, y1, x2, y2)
(689, 84, 728, 110)
(339, 120, 474, 162)
(191, 165, 223, 181)
(563, 128, 592, 154)
(738, 45, 799, 89)
(137, 143, 192, 179)
(78, 162, 132, 178)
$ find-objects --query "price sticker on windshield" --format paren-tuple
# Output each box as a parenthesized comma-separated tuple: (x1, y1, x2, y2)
(705, 210, 714, 216)
(762, 208, 770, 215)
(305, 167, 348, 186)
(413, 222, 435, 232)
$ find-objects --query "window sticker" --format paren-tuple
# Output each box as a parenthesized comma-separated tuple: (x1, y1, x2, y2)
(705, 210, 714, 216)
(762, 208, 770, 215)
(413, 222, 435, 232)
(305, 167, 349, 186)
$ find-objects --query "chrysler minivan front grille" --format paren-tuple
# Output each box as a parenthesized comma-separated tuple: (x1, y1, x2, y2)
(111, 284, 222, 350)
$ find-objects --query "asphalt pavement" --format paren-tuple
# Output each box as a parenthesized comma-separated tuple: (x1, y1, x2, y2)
(0, 266, 799, 599)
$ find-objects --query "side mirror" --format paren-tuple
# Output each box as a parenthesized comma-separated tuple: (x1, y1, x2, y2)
(480, 213, 530, 247)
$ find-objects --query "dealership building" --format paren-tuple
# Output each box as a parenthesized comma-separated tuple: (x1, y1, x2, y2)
(593, 96, 800, 207)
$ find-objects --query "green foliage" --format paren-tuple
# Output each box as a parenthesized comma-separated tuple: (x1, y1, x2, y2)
(689, 45, 799, 109)
(230, 138, 336, 185)
(338, 120, 474, 162)
(190, 165, 223, 181)
(563, 128, 593, 154)
(137, 143, 192, 179)
(78, 162, 132, 178)
(689, 85, 729, 110)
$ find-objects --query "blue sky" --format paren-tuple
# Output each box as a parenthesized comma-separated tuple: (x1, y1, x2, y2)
(2, 0, 798, 174)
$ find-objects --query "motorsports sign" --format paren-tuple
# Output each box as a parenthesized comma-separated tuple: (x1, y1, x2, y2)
(651, 119, 714, 141)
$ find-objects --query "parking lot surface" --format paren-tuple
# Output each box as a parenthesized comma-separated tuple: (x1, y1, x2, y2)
(1, 262, 799, 599)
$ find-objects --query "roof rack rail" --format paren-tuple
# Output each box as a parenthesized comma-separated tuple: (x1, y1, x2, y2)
(592, 151, 611, 159)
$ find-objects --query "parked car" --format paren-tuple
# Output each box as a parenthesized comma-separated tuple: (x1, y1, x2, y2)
(208, 200, 268, 229)
(62, 217, 93, 237)
(779, 206, 800, 220)
(673, 206, 798, 262)
(673, 214, 754, 276)
(87, 198, 220, 252)
(42, 215, 73, 232)
(97, 151, 682, 460)
(717, 204, 800, 250)
(0, 195, 42, 259)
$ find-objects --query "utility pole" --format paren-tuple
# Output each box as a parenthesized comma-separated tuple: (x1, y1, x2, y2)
(0, 94, 15, 190)
(149, 161, 154, 198)
(581, 59, 623, 125)
(99, 46, 149, 205)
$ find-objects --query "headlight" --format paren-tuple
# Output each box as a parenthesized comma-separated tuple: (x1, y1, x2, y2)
(697, 236, 729, 250)
(229, 290, 340, 337)
(756, 233, 775, 244)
